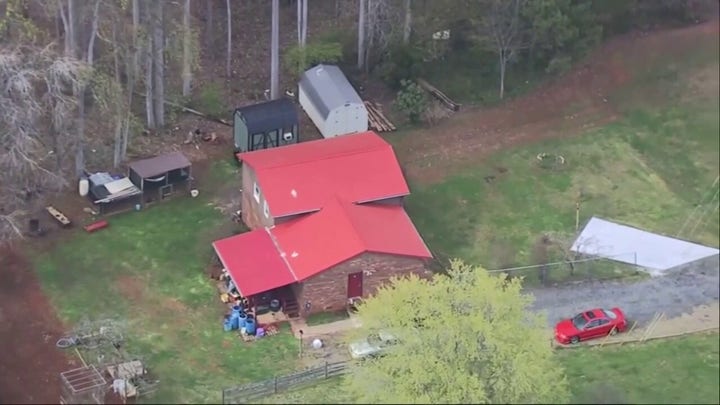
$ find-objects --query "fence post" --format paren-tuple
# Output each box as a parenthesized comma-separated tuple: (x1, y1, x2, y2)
(274, 376, 278, 394)
(221, 389, 225, 405)
(325, 362, 328, 379)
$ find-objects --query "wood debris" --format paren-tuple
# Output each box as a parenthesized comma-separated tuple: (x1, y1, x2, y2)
(417, 78, 461, 112)
(364, 101, 396, 132)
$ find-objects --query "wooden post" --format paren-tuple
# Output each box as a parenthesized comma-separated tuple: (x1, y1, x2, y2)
(575, 201, 580, 231)
(274, 376, 278, 394)
(324, 361, 328, 378)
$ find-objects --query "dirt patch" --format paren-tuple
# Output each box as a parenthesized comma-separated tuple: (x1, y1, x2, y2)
(299, 331, 352, 369)
(0, 246, 74, 404)
(116, 275, 147, 302)
(394, 18, 720, 184)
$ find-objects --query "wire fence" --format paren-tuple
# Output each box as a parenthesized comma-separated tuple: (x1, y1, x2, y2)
(222, 360, 350, 404)
(486, 252, 643, 286)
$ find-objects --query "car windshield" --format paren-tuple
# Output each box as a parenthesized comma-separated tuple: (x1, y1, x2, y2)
(603, 309, 618, 319)
(572, 313, 588, 329)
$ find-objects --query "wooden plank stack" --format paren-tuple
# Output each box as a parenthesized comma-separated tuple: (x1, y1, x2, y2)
(417, 78, 461, 112)
(364, 101, 396, 132)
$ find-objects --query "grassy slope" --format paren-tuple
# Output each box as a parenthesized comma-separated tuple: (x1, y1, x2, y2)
(34, 161, 300, 403)
(258, 332, 720, 404)
(405, 37, 719, 273)
(561, 333, 720, 404)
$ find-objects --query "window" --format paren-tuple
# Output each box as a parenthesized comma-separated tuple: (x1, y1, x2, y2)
(586, 319, 601, 329)
(263, 200, 270, 218)
(253, 182, 260, 203)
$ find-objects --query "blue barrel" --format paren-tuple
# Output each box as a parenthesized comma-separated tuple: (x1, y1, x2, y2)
(245, 318, 257, 335)
(237, 312, 247, 329)
(223, 317, 233, 332)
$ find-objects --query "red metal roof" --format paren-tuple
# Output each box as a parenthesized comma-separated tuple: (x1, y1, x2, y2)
(270, 199, 432, 280)
(212, 229, 296, 297)
(239, 132, 410, 217)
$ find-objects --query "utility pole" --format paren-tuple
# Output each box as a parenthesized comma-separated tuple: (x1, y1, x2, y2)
(270, 0, 280, 99)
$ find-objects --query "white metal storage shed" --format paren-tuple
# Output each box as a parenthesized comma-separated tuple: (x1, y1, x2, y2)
(298, 64, 368, 139)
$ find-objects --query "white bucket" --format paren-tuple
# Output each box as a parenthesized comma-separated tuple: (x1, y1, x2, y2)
(78, 178, 89, 197)
(190, 189, 199, 198)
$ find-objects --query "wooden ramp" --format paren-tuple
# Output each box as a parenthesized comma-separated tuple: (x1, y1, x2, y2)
(46, 206, 71, 227)
(417, 78, 461, 112)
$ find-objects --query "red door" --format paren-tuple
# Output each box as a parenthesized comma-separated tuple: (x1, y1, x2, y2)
(347, 272, 363, 299)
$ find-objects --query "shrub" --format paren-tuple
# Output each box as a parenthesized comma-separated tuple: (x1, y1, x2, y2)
(395, 79, 428, 123)
(376, 45, 425, 88)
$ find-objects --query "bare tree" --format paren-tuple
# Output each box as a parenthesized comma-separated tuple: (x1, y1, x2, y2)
(301, 0, 307, 46)
(144, 0, 155, 128)
(402, 0, 412, 44)
(0, 47, 88, 240)
(485, 0, 527, 99)
(225, 0, 231, 77)
(205, 0, 214, 50)
(270, 0, 279, 99)
(182, 0, 192, 97)
(151, 0, 165, 127)
(357, 0, 366, 69)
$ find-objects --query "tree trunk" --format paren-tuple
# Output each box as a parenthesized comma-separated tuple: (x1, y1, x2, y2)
(67, 0, 76, 57)
(205, 0, 214, 50)
(499, 52, 506, 99)
(301, 0, 308, 46)
(152, 0, 165, 127)
(403, 0, 411, 44)
(182, 0, 192, 97)
(73, 0, 100, 177)
(144, 0, 155, 129)
(112, 21, 122, 168)
(270, 0, 279, 99)
(225, 0, 231, 77)
(357, 0, 366, 69)
(297, 0, 301, 45)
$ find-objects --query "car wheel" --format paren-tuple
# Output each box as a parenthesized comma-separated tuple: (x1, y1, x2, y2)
(570, 336, 580, 344)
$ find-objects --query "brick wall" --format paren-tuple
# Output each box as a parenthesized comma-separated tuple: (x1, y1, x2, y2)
(296, 252, 431, 315)
(240, 164, 274, 230)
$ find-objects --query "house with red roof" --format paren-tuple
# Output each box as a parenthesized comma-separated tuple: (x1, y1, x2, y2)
(213, 131, 432, 317)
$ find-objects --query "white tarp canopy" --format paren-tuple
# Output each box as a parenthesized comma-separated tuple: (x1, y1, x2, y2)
(571, 217, 719, 275)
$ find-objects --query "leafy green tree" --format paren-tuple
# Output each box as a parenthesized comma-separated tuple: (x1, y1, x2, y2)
(344, 259, 569, 404)
(395, 79, 428, 123)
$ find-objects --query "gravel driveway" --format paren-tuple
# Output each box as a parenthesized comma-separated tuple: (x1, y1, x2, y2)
(528, 255, 720, 327)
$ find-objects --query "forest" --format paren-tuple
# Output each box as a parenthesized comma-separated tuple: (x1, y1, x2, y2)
(0, 0, 715, 241)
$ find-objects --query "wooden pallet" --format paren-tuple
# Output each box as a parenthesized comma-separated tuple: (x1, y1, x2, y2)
(364, 101, 396, 132)
(46, 206, 71, 227)
(417, 78, 461, 112)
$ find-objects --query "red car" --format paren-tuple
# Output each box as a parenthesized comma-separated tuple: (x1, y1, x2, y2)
(554, 307, 627, 345)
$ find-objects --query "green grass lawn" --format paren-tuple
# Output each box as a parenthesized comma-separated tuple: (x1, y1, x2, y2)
(305, 310, 350, 326)
(405, 48, 719, 276)
(561, 333, 720, 404)
(34, 161, 300, 404)
(257, 332, 720, 404)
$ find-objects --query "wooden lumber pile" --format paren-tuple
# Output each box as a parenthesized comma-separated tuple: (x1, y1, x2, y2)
(416, 78, 461, 112)
(364, 101, 396, 132)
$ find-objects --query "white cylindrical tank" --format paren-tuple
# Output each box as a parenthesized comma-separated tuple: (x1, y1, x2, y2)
(79, 177, 89, 197)
(312, 338, 323, 349)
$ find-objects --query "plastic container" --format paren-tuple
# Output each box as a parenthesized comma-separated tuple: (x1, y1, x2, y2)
(245, 318, 257, 335)
(237, 312, 247, 329)
(269, 299, 281, 312)
(78, 177, 89, 197)
(256, 327, 265, 337)
(223, 318, 233, 332)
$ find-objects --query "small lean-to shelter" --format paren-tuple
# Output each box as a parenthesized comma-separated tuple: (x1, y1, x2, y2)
(298, 64, 368, 139)
(128, 151, 192, 205)
(233, 98, 299, 155)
